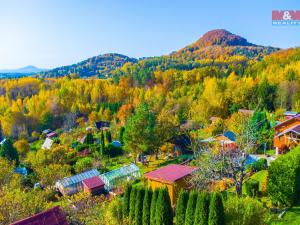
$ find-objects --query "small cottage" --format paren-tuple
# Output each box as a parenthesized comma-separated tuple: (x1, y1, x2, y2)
(144, 164, 198, 206)
(201, 130, 237, 151)
(94, 121, 110, 130)
(82, 176, 105, 196)
(274, 114, 300, 154)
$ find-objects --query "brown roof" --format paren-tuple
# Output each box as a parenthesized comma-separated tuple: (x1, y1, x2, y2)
(275, 114, 300, 128)
(238, 109, 254, 115)
(10, 206, 68, 225)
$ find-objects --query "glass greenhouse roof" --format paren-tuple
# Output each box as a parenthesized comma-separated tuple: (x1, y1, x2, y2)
(57, 169, 99, 187)
(100, 163, 140, 190)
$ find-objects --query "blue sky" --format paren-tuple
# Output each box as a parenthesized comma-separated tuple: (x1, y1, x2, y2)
(0, 0, 299, 69)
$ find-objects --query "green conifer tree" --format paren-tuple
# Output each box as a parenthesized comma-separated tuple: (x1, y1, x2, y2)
(143, 188, 152, 225)
(135, 188, 145, 225)
(123, 184, 132, 218)
(208, 193, 225, 225)
(184, 190, 198, 225)
(129, 187, 137, 224)
(150, 189, 159, 225)
(175, 190, 189, 225)
(155, 188, 173, 225)
(194, 192, 210, 225)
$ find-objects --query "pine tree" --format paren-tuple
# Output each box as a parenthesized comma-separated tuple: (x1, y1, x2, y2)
(129, 187, 137, 225)
(155, 188, 173, 225)
(100, 130, 105, 158)
(85, 133, 94, 144)
(106, 130, 112, 143)
(208, 193, 225, 225)
(143, 188, 152, 225)
(0, 139, 19, 165)
(150, 189, 159, 225)
(135, 188, 145, 225)
(0, 122, 3, 141)
(184, 190, 198, 225)
(123, 184, 132, 218)
(194, 192, 210, 225)
(175, 190, 189, 225)
(119, 126, 125, 144)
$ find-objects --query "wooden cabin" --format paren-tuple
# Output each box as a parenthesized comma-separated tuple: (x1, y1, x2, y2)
(274, 114, 300, 154)
(82, 176, 105, 196)
(144, 164, 198, 206)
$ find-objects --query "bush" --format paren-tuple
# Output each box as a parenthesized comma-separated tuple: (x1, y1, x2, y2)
(245, 180, 259, 197)
(106, 143, 123, 157)
(267, 146, 300, 207)
(225, 196, 266, 225)
(252, 158, 267, 172)
(175, 190, 189, 225)
(74, 157, 93, 173)
(208, 192, 225, 225)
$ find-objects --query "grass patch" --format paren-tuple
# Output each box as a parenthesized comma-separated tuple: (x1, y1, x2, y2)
(270, 202, 300, 224)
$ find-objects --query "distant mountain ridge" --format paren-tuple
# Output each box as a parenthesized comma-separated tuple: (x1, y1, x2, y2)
(0, 65, 46, 74)
(38, 53, 137, 78)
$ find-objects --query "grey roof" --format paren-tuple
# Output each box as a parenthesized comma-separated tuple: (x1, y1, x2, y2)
(57, 169, 99, 187)
(283, 111, 299, 116)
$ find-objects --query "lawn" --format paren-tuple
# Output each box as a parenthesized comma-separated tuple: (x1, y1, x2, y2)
(270, 202, 300, 225)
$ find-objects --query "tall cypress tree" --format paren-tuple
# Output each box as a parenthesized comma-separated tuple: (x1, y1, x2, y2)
(155, 188, 173, 225)
(100, 130, 105, 158)
(119, 126, 125, 144)
(135, 188, 145, 225)
(106, 130, 112, 143)
(0, 122, 3, 141)
(175, 190, 189, 225)
(194, 192, 210, 225)
(143, 188, 152, 225)
(208, 193, 225, 225)
(184, 190, 198, 225)
(150, 189, 159, 225)
(123, 185, 132, 218)
(129, 187, 137, 225)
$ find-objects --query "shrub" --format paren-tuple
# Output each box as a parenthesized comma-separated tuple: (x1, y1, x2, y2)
(245, 180, 259, 197)
(267, 145, 300, 207)
(185, 190, 198, 225)
(155, 188, 173, 225)
(194, 192, 210, 225)
(225, 196, 266, 225)
(175, 190, 189, 225)
(252, 158, 267, 171)
(74, 157, 93, 173)
(208, 192, 225, 225)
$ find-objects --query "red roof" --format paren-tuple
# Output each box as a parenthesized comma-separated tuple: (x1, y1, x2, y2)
(144, 164, 198, 183)
(10, 206, 68, 225)
(77, 149, 91, 157)
(82, 176, 105, 189)
(47, 132, 57, 138)
(275, 114, 300, 128)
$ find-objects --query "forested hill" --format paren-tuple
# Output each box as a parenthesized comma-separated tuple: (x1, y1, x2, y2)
(38, 53, 137, 78)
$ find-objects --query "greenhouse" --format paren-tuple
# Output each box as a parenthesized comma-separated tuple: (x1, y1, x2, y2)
(55, 169, 100, 195)
(100, 163, 141, 190)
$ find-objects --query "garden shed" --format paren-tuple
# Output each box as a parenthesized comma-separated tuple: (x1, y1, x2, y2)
(100, 163, 140, 190)
(55, 169, 100, 195)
